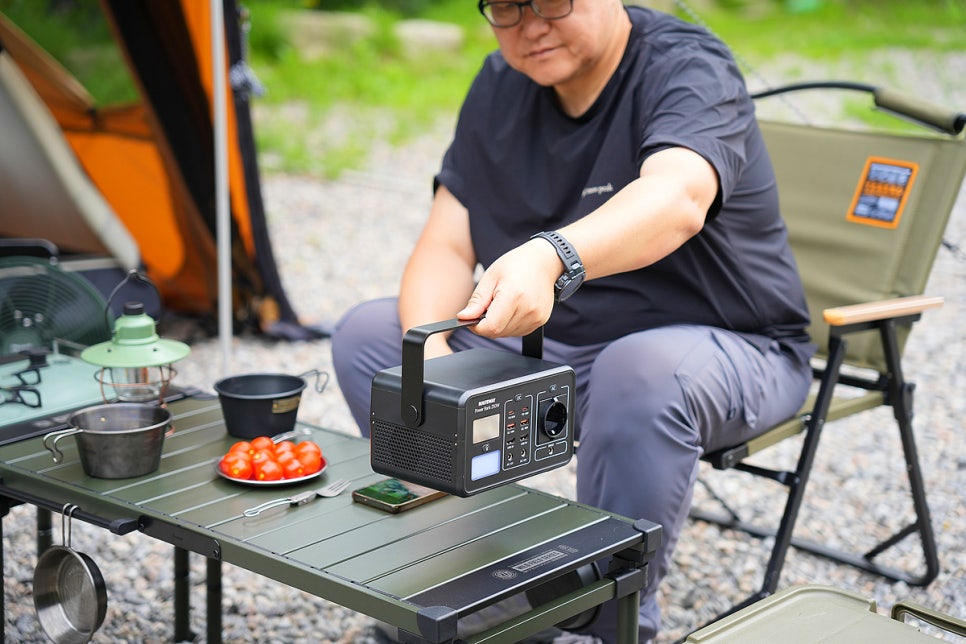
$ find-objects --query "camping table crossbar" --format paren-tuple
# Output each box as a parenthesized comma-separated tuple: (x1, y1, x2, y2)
(0, 396, 659, 643)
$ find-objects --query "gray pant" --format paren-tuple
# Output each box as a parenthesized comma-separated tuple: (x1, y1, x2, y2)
(331, 297, 812, 643)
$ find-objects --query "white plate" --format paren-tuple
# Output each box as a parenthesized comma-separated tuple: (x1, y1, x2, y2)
(216, 459, 327, 487)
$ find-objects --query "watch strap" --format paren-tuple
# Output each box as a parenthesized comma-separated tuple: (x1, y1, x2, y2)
(530, 231, 585, 300)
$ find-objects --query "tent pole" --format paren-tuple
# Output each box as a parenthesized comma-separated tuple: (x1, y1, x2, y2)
(212, 0, 232, 376)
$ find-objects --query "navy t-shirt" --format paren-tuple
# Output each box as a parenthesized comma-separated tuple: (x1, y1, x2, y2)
(435, 5, 812, 361)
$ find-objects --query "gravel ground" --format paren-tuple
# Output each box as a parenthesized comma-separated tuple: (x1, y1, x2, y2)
(3, 49, 965, 642)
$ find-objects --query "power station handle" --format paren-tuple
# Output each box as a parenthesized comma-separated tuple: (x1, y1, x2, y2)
(401, 318, 544, 427)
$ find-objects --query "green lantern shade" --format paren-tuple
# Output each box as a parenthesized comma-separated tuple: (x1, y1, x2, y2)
(81, 302, 190, 369)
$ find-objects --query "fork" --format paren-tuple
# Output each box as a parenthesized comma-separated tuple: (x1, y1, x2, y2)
(243, 478, 351, 517)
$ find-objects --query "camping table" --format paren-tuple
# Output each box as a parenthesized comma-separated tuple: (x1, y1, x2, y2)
(0, 396, 660, 643)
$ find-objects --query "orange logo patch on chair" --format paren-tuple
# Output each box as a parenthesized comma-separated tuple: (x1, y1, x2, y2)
(846, 157, 919, 229)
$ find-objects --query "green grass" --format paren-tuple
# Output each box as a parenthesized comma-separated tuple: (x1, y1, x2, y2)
(243, 1, 496, 176)
(244, 0, 965, 175)
(2, 0, 963, 176)
(0, 0, 139, 103)
(697, 0, 965, 59)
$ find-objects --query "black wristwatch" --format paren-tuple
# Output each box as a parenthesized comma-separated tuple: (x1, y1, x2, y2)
(531, 231, 586, 301)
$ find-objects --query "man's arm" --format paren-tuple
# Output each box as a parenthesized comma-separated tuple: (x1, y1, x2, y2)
(399, 184, 478, 358)
(458, 147, 718, 337)
(559, 147, 716, 279)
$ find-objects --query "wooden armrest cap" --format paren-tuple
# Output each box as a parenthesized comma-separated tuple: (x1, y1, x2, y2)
(823, 294, 944, 326)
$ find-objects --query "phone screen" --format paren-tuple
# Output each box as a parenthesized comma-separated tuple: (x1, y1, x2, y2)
(351, 478, 446, 513)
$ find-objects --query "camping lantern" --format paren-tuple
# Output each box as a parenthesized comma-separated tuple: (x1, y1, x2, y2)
(81, 301, 190, 403)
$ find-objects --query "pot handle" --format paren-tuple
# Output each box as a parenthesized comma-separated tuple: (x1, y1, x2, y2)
(61, 503, 77, 548)
(297, 369, 329, 394)
(43, 428, 82, 463)
(271, 427, 312, 443)
(160, 404, 176, 437)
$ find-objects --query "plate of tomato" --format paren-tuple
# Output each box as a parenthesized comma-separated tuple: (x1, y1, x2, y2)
(217, 435, 327, 486)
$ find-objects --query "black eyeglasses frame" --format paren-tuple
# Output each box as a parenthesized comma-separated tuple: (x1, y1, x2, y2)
(477, 0, 575, 28)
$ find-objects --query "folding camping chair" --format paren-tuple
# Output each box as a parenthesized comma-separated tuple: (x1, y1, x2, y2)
(689, 81, 966, 626)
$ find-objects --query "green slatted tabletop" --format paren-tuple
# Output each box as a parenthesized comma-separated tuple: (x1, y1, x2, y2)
(0, 396, 659, 643)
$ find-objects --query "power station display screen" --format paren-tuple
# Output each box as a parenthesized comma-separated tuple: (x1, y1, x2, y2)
(472, 414, 501, 443)
(471, 450, 501, 480)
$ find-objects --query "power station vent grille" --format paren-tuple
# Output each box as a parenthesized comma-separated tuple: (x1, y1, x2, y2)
(371, 420, 456, 485)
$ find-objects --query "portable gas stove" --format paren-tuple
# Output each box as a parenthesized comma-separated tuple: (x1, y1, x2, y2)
(0, 350, 108, 446)
(0, 350, 194, 446)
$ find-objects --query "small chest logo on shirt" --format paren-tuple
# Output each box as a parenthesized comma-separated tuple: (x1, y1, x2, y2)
(581, 183, 614, 199)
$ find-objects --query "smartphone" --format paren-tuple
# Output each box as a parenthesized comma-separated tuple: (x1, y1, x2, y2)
(351, 478, 446, 514)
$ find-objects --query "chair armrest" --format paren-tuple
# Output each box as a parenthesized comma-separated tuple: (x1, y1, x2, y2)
(823, 295, 944, 327)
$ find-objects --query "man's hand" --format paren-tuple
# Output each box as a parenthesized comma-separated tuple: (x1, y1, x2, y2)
(457, 238, 562, 338)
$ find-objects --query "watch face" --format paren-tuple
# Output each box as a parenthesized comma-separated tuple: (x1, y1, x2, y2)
(555, 270, 585, 301)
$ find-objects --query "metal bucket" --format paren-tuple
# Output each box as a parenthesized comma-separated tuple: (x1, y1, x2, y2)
(44, 403, 172, 479)
(214, 369, 327, 439)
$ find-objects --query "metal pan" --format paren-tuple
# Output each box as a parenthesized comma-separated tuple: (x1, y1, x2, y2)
(33, 504, 107, 644)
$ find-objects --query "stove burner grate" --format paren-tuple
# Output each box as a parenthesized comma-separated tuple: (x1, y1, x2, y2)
(0, 385, 42, 409)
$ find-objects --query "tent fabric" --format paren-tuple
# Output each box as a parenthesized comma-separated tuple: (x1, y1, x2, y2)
(0, 1, 313, 338)
(0, 50, 139, 268)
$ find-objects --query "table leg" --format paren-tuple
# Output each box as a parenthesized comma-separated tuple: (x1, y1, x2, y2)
(1, 499, 7, 643)
(616, 589, 640, 644)
(36, 508, 52, 553)
(174, 546, 195, 642)
(207, 557, 222, 644)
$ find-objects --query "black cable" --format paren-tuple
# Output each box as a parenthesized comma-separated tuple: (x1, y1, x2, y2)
(751, 81, 877, 100)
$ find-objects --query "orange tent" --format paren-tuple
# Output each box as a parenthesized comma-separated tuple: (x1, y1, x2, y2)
(0, 0, 314, 339)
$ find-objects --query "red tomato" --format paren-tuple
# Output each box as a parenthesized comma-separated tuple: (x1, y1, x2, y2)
(220, 454, 253, 480)
(228, 441, 252, 455)
(299, 450, 323, 475)
(227, 450, 252, 468)
(275, 440, 296, 455)
(295, 441, 321, 457)
(281, 458, 305, 479)
(250, 436, 276, 454)
(254, 459, 283, 481)
(250, 449, 275, 467)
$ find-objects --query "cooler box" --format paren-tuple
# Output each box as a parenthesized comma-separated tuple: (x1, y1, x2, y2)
(687, 585, 946, 643)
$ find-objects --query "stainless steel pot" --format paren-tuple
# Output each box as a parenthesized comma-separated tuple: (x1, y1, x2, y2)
(43, 403, 172, 479)
(33, 504, 107, 644)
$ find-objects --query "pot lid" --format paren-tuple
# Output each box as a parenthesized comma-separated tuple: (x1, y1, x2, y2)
(81, 302, 190, 368)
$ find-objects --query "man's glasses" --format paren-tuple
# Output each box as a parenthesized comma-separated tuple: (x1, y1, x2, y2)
(0, 385, 42, 409)
(478, 0, 574, 28)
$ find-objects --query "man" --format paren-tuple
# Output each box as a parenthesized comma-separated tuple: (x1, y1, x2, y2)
(332, 1, 814, 641)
